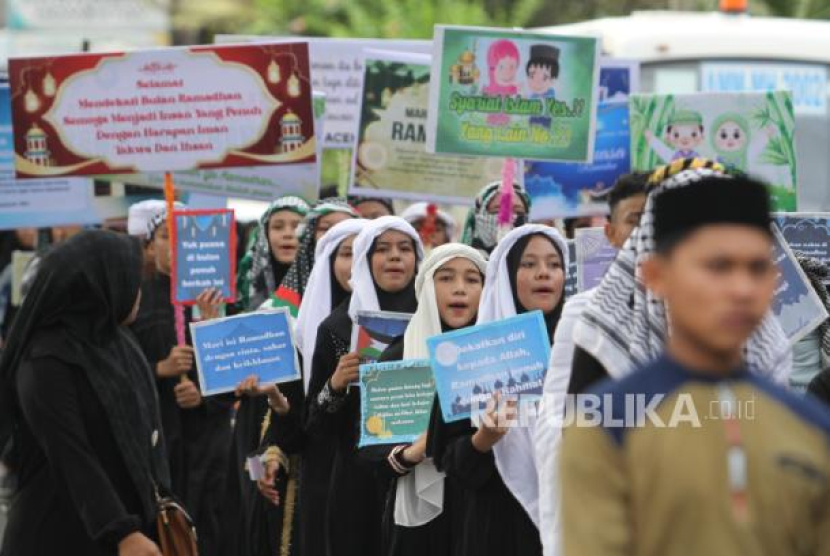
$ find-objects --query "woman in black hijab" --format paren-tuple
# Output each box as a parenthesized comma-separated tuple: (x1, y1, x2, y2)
(0, 230, 169, 556)
(427, 225, 568, 556)
(305, 217, 422, 556)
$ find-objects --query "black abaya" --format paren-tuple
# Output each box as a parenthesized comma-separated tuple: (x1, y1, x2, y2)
(305, 267, 417, 556)
(426, 397, 542, 556)
(130, 272, 234, 556)
(0, 231, 167, 556)
(353, 337, 451, 556)
(304, 300, 374, 556)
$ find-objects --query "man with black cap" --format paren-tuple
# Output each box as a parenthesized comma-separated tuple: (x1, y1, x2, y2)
(527, 44, 560, 128)
(559, 161, 829, 555)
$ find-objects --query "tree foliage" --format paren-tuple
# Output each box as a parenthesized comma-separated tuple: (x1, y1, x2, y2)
(178, 0, 830, 44)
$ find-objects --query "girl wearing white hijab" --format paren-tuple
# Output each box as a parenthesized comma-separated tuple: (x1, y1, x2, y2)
(305, 216, 423, 556)
(428, 224, 567, 556)
(360, 243, 487, 556)
(295, 218, 368, 393)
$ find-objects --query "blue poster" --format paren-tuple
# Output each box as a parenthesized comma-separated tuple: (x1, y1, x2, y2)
(575, 227, 618, 292)
(774, 213, 830, 272)
(427, 311, 551, 423)
(525, 60, 638, 220)
(191, 309, 301, 396)
(173, 209, 236, 304)
(0, 83, 99, 231)
(359, 359, 436, 448)
(771, 227, 828, 344)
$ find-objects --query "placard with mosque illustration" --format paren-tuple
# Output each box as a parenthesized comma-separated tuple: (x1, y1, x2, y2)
(9, 42, 315, 178)
(575, 227, 618, 292)
(629, 91, 797, 211)
(774, 213, 830, 275)
(171, 208, 237, 305)
(427, 311, 551, 423)
(103, 91, 327, 202)
(771, 226, 828, 345)
(426, 25, 600, 162)
(349, 49, 504, 205)
(358, 359, 436, 447)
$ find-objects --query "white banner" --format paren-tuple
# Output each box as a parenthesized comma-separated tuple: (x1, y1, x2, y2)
(701, 62, 828, 116)
(217, 36, 432, 148)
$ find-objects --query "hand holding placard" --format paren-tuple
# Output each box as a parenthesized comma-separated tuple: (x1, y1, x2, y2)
(331, 353, 361, 393)
(190, 309, 301, 397)
(427, 311, 551, 423)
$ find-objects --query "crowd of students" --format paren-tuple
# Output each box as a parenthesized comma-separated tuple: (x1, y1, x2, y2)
(2, 156, 830, 556)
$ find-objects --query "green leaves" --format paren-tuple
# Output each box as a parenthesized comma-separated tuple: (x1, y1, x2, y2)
(760, 135, 792, 166)
(244, 0, 544, 39)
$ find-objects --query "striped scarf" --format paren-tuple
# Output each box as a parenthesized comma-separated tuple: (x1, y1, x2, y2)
(573, 158, 791, 383)
(795, 254, 830, 364)
(236, 196, 310, 311)
(270, 198, 357, 316)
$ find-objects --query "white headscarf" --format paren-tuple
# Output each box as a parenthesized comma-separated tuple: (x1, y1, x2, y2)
(400, 202, 458, 242)
(127, 200, 167, 237)
(348, 216, 424, 319)
(476, 224, 569, 528)
(394, 244, 488, 527)
(295, 218, 368, 393)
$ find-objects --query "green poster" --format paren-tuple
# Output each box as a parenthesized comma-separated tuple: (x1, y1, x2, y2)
(426, 25, 600, 162)
(359, 358, 436, 447)
(350, 50, 504, 204)
(630, 91, 798, 211)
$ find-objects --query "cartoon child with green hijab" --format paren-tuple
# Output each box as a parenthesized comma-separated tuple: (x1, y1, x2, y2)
(710, 112, 774, 173)
(644, 109, 705, 163)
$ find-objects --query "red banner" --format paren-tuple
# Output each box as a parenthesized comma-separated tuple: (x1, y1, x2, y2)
(10, 42, 315, 178)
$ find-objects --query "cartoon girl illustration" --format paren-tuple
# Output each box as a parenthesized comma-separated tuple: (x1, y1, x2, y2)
(483, 39, 520, 126)
(710, 112, 774, 173)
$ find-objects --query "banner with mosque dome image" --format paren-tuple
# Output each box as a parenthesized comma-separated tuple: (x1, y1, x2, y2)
(9, 42, 315, 178)
(630, 91, 798, 211)
(426, 25, 600, 162)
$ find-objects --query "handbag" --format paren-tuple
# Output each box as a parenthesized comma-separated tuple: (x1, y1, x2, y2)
(155, 486, 199, 556)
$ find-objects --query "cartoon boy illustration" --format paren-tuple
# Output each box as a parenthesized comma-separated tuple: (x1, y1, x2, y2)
(710, 112, 775, 173)
(526, 44, 560, 128)
(644, 109, 705, 162)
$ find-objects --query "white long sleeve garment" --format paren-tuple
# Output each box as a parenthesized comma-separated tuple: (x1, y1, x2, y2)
(535, 290, 593, 556)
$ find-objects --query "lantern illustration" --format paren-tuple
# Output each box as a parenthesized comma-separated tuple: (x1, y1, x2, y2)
(267, 60, 281, 84)
(43, 72, 56, 97)
(24, 88, 40, 113)
(287, 73, 301, 97)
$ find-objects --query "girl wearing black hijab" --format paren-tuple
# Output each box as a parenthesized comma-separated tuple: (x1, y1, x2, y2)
(305, 216, 423, 556)
(427, 225, 568, 556)
(0, 230, 169, 556)
(362, 244, 488, 556)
